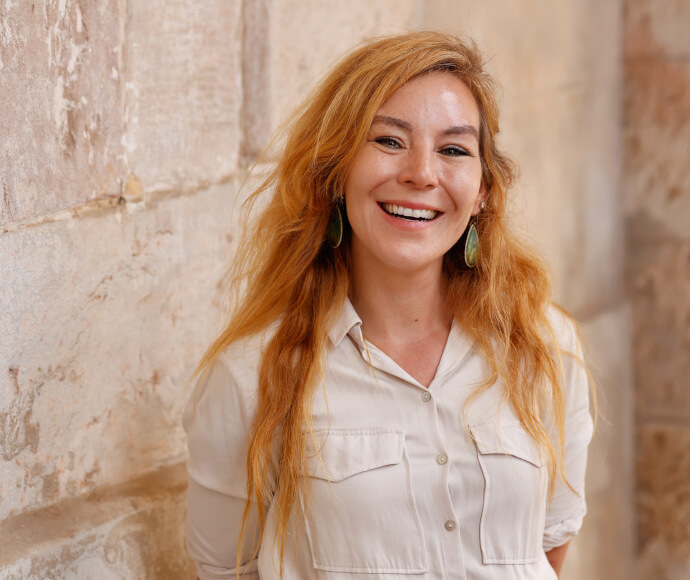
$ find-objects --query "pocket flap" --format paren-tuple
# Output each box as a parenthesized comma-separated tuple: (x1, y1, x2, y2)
(469, 422, 544, 467)
(305, 429, 404, 482)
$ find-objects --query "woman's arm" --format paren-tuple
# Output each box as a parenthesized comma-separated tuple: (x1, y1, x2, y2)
(545, 540, 570, 577)
(183, 352, 266, 579)
(186, 477, 262, 579)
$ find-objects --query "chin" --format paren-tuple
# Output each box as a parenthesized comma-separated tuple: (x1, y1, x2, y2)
(377, 252, 443, 274)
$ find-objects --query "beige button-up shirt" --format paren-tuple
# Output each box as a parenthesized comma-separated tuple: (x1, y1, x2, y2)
(183, 298, 593, 579)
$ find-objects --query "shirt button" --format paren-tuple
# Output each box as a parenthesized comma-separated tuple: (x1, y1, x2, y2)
(421, 391, 431, 402)
(444, 520, 456, 531)
(436, 453, 448, 465)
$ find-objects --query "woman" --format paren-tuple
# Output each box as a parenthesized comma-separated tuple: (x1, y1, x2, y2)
(183, 31, 595, 580)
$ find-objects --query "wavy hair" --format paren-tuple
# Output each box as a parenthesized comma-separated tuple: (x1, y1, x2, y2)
(191, 30, 595, 577)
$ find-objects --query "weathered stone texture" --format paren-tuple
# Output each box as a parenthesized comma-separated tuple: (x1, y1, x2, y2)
(0, 181, 237, 521)
(559, 302, 635, 580)
(624, 0, 690, 243)
(240, 0, 272, 163)
(628, 237, 690, 419)
(625, 0, 690, 463)
(624, 0, 690, 576)
(0, 462, 194, 579)
(425, 0, 620, 95)
(624, 59, 690, 242)
(0, 1, 123, 226)
(636, 424, 690, 578)
(122, 0, 243, 194)
(579, 303, 634, 499)
(260, 0, 417, 142)
(625, 0, 690, 58)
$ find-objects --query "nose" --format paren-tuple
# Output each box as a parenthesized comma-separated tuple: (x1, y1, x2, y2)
(398, 146, 438, 190)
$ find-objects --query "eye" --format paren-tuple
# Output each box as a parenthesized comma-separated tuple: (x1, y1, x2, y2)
(439, 145, 470, 157)
(373, 136, 402, 149)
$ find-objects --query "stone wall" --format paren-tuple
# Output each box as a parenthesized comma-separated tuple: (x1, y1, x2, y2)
(1, 1, 635, 578)
(624, 1, 690, 578)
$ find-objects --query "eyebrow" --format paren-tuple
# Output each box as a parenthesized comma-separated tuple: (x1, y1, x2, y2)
(371, 115, 479, 140)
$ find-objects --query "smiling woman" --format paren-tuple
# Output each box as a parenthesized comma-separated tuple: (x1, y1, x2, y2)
(183, 31, 595, 580)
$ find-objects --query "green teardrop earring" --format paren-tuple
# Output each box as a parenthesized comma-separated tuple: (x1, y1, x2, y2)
(326, 202, 343, 249)
(463, 200, 485, 268)
(463, 220, 479, 268)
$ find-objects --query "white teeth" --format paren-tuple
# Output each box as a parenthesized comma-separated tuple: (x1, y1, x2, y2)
(382, 203, 438, 220)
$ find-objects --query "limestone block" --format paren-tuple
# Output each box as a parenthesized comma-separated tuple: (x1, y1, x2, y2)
(251, 0, 417, 147)
(0, 463, 194, 579)
(628, 237, 690, 420)
(506, 83, 624, 314)
(0, 1, 123, 226)
(0, 181, 238, 520)
(624, 59, 690, 241)
(562, 488, 634, 580)
(123, 0, 242, 193)
(625, 0, 690, 58)
(422, 0, 621, 98)
(579, 302, 634, 497)
(636, 423, 690, 578)
(559, 301, 635, 580)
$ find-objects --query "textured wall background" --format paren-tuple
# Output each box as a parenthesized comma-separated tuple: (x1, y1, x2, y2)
(624, 0, 690, 578)
(2, 0, 680, 578)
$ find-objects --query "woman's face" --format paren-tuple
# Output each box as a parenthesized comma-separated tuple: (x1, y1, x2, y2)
(344, 70, 485, 276)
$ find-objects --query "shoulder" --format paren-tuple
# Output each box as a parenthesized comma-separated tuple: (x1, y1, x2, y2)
(544, 302, 583, 358)
(183, 333, 271, 496)
(216, 329, 270, 395)
(543, 304, 592, 422)
(184, 326, 275, 433)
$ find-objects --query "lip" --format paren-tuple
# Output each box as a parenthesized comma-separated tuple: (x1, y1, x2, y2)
(377, 202, 442, 231)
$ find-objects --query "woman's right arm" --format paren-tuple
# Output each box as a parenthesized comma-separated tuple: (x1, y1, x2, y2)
(183, 353, 264, 579)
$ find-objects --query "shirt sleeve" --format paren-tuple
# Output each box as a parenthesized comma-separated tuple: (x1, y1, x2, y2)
(182, 352, 265, 579)
(542, 315, 595, 551)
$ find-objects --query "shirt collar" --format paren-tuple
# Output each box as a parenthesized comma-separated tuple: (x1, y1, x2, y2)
(327, 295, 475, 387)
(327, 296, 364, 348)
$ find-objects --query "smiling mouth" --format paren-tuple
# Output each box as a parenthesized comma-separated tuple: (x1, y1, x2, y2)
(380, 202, 440, 221)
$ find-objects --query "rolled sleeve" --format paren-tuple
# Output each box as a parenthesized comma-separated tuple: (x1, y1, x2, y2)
(182, 352, 264, 578)
(543, 313, 595, 551)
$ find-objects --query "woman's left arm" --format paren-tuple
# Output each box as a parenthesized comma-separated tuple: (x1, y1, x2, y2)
(542, 312, 594, 559)
(545, 540, 570, 577)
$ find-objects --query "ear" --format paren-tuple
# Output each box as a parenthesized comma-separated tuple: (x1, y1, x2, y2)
(471, 184, 488, 216)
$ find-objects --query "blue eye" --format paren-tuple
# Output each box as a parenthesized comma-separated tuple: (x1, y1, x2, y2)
(441, 146, 469, 157)
(374, 137, 401, 148)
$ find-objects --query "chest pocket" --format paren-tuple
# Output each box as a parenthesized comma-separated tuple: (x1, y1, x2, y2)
(469, 421, 548, 565)
(302, 428, 428, 575)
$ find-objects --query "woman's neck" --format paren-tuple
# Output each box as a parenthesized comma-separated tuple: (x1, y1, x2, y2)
(349, 256, 452, 345)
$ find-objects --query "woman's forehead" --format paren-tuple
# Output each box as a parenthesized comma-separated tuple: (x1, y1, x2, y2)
(374, 71, 481, 132)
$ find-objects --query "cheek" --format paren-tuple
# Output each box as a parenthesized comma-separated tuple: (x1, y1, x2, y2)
(444, 166, 483, 207)
(346, 150, 395, 198)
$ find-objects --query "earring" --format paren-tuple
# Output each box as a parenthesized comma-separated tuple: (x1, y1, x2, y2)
(463, 200, 485, 268)
(326, 201, 343, 249)
(463, 219, 479, 268)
